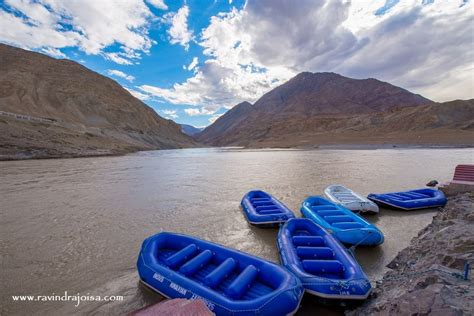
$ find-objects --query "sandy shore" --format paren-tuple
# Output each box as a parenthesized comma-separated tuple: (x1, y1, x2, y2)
(348, 193, 474, 315)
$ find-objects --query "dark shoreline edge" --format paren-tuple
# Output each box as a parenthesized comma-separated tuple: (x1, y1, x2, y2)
(0, 151, 124, 162)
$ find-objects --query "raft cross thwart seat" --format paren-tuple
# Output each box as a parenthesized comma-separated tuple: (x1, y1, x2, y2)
(277, 218, 372, 300)
(367, 188, 447, 211)
(300, 196, 384, 246)
(137, 232, 304, 315)
(324, 185, 379, 214)
(241, 190, 295, 227)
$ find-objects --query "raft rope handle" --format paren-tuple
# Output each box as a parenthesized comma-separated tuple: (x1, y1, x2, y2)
(463, 262, 470, 280)
(347, 230, 374, 258)
(299, 264, 471, 294)
(302, 277, 370, 286)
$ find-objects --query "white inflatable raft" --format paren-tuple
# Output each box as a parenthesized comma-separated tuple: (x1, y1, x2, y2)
(324, 185, 379, 214)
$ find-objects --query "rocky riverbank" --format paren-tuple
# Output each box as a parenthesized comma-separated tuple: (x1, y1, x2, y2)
(349, 192, 474, 315)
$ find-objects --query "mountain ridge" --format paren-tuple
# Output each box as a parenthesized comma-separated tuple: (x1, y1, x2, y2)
(197, 101, 254, 144)
(249, 71, 431, 115)
(197, 72, 473, 147)
(0, 44, 196, 160)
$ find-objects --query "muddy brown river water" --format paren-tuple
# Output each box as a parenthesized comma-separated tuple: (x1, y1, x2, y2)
(1, 148, 473, 315)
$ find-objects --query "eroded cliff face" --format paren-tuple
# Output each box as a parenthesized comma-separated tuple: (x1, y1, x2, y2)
(0, 44, 196, 159)
(348, 193, 474, 315)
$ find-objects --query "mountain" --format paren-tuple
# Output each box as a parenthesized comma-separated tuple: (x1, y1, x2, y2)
(0, 44, 196, 159)
(197, 72, 473, 147)
(229, 99, 474, 148)
(246, 72, 430, 115)
(197, 101, 254, 144)
(180, 124, 204, 136)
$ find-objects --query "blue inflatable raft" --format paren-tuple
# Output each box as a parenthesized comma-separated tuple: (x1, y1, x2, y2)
(137, 232, 304, 315)
(300, 196, 384, 246)
(367, 188, 447, 211)
(277, 218, 371, 300)
(241, 190, 295, 227)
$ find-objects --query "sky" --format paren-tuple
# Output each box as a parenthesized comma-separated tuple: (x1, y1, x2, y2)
(0, 0, 473, 128)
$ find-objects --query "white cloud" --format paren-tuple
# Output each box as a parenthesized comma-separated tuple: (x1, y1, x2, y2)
(141, 0, 473, 113)
(161, 109, 178, 119)
(107, 69, 135, 82)
(187, 57, 199, 71)
(146, 0, 168, 10)
(0, 0, 155, 65)
(0, 8, 80, 49)
(417, 65, 474, 102)
(5, 0, 59, 27)
(3, 0, 472, 108)
(209, 113, 223, 123)
(336, 0, 474, 101)
(184, 108, 216, 116)
(125, 87, 150, 101)
(103, 53, 133, 65)
(167, 5, 193, 50)
(139, 56, 292, 110)
(40, 47, 67, 58)
(342, 0, 384, 33)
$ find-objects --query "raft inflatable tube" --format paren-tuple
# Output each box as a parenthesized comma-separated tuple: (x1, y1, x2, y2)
(367, 188, 447, 211)
(277, 218, 371, 300)
(301, 196, 384, 246)
(241, 190, 295, 227)
(137, 232, 304, 315)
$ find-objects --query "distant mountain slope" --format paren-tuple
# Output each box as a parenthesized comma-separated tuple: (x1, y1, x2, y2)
(202, 99, 474, 147)
(180, 124, 204, 136)
(197, 72, 473, 147)
(0, 44, 195, 159)
(197, 101, 254, 144)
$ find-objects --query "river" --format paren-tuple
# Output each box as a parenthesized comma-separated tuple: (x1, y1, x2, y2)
(1, 148, 472, 315)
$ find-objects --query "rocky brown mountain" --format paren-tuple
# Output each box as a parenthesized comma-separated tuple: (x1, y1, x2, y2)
(197, 72, 473, 147)
(0, 44, 195, 159)
(247, 72, 430, 115)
